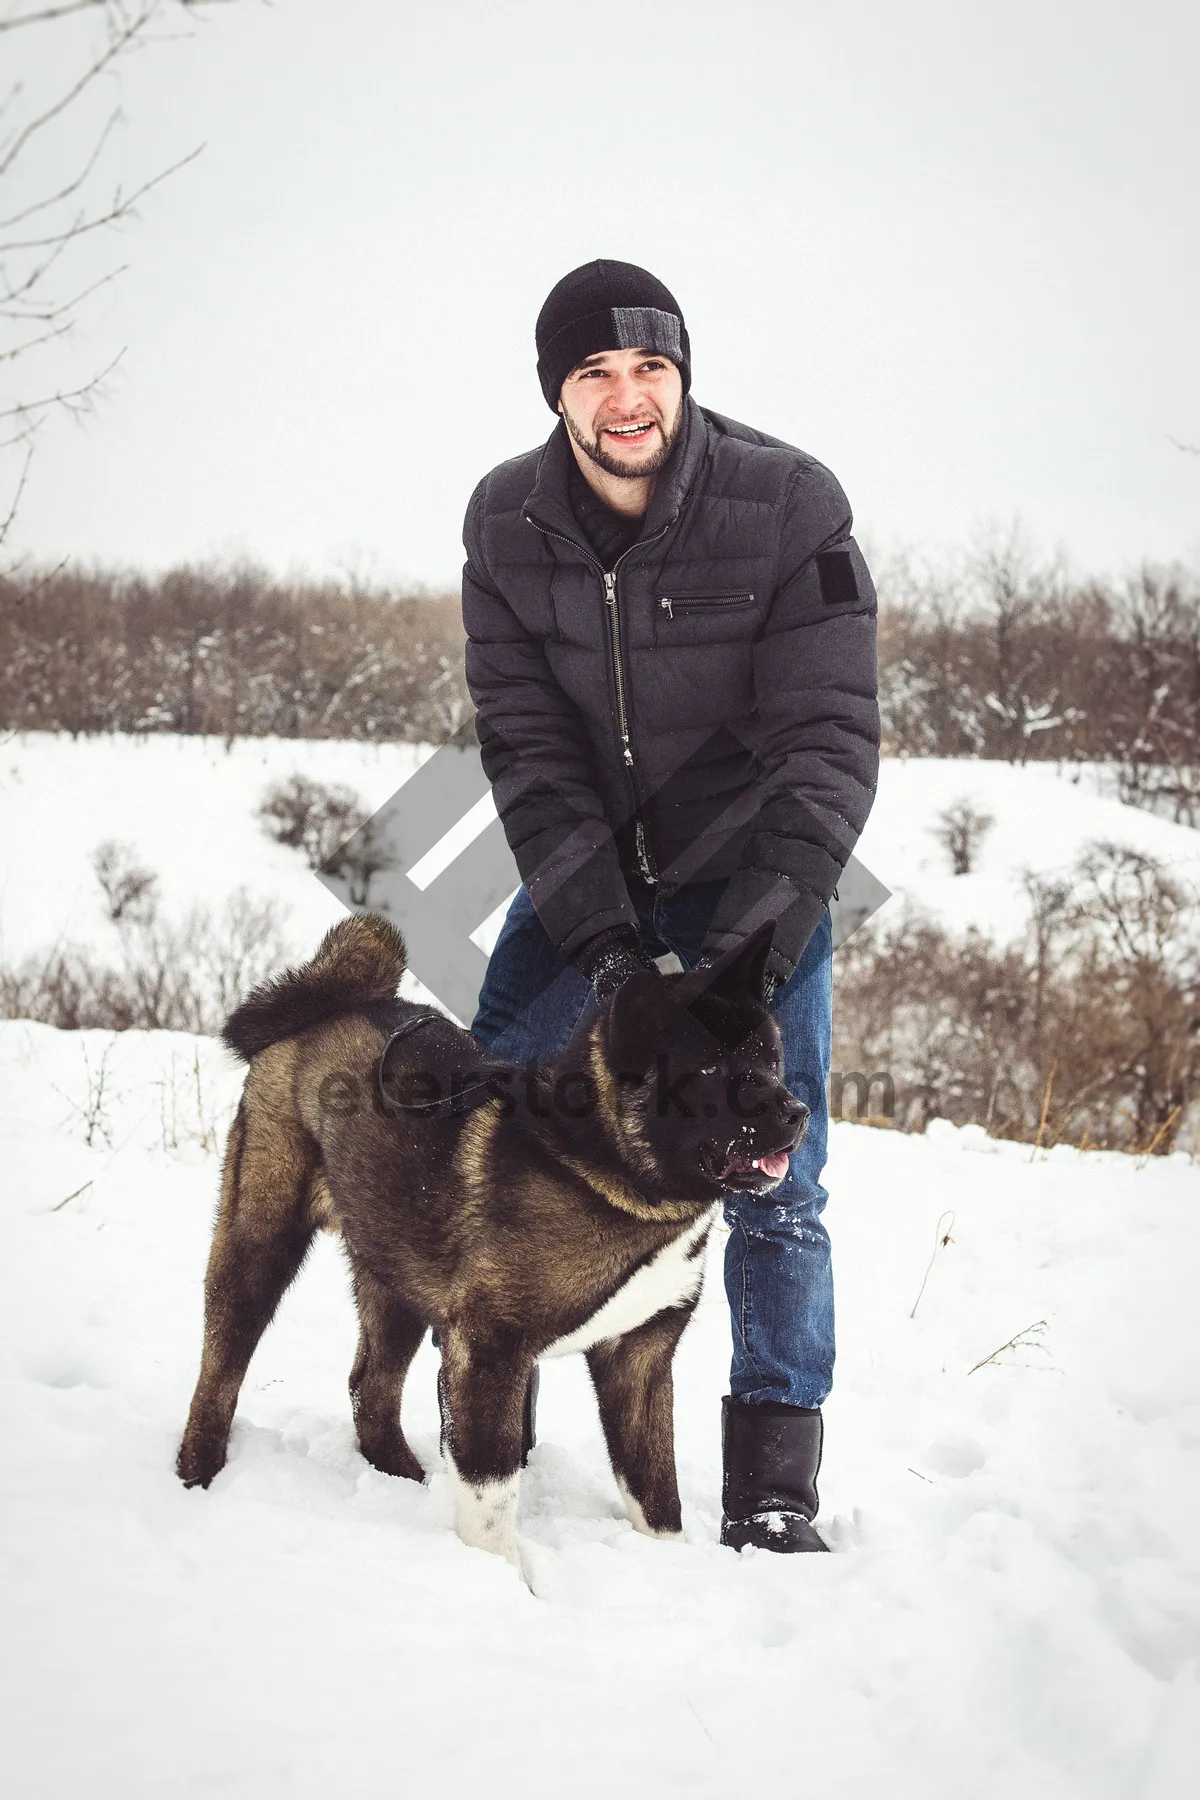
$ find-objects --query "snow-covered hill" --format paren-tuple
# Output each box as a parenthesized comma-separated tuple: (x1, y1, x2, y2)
(0, 732, 428, 968)
(2, 733, 1198, 973)
(2, 1018, 1197, 1797)
(858, 756, 1200, 943)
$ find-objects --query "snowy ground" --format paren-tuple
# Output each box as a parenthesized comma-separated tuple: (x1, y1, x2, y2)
(0, 732, 428, 969)
(2, 735, 1199, 1793)
(859, 755, 1200, 943)
(2, 734, 1198, 974)
(3, 1017, 1198, 1799)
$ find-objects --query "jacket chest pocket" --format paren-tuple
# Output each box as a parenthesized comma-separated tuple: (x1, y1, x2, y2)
(653, 590, 755, 643)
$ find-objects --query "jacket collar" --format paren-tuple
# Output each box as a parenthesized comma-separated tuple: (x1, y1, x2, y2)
(522, 396, 708, 553)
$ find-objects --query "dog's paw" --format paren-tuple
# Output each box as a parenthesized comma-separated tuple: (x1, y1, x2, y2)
(447, 1462, 521, 1563)
(359, 1436, 426, 1483)
(616, 1477, 683, 1539)
(176, 1433, 226, 1490)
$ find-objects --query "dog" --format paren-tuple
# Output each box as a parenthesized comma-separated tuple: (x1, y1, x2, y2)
(177, 912, 807, 1563)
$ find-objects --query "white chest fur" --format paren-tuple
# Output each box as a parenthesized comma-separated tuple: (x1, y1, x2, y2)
(543, 1206, 717, 1360)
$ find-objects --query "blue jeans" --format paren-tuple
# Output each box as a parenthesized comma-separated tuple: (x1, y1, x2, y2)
(472, 880, 835, 1409)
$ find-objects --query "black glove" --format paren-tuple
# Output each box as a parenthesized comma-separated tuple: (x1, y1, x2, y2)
(573, 926, 659, 1003)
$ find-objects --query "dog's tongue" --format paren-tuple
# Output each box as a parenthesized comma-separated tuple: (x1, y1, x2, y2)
(756, 1149, 790, 1180)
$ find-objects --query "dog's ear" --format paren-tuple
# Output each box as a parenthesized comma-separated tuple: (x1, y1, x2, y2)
(606, 969, 719, 1080)
(684, 922, 776, 1006)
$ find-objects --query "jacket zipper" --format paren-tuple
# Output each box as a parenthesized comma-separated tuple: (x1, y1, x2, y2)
(602, 568, 656, 885)
(602, 570, 634, 767)
(523, 512, 667, 884)
(658, 592, 753, 620)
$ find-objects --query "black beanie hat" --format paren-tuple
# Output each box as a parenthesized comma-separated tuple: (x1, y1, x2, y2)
(535, 259, 691, 410)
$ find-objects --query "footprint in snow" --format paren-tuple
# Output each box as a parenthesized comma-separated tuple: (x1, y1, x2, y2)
(921, 1431, 987, 1478)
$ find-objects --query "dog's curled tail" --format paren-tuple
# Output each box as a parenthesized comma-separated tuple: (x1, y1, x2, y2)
(222, 912, 408, 1062)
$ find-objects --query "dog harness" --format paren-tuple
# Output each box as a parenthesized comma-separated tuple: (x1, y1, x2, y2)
(375, 1009, 504, 1120)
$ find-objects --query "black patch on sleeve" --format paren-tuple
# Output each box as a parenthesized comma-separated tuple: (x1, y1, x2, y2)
(816, 548, 860, 608)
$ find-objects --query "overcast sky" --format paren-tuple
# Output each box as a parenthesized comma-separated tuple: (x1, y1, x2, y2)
(8, 0, 1199, 587)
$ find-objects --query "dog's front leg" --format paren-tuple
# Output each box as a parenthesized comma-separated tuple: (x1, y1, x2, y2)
(586, 1304, 696, 1539)
(439, 1329, 531, 1565)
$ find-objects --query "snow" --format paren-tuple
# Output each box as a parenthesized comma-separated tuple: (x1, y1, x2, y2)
(857, 757, 1200, 942)
(0, 732, 429, 967)
(2, 733, 1199, 1791)
(2, 734, 1199, 972)
(2, 1016, 1198, 1798)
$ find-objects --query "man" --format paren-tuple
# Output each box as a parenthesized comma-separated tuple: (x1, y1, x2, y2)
(461, 259, 879, 1552)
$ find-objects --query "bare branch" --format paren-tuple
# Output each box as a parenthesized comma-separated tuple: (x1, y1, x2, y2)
(0, 421, 36, 450)
(0, 223, 77, 308)
(967, 1320, 1051, 1376)
(0, 81, 25, 131)
(0, 346, 124, 420)
(50, 1181, 94, 1213)
(0, 317, 72, 360)
(909, 1209, 955, 1318)
(0, 4, 153, 182)
(1, 546, 67, 586)
(0, 1, 231, 33)
(1, 143, 202, 251)
(1168, 435, 1200, 457)
(0, 104, 120, 229)
(1, 0, 231, 556)
(0, 435, 33, 545)
(0, 3, 107, 32)
(0, 260, 126, 332)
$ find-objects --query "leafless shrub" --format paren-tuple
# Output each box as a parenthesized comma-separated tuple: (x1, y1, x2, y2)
(834, 841, 1199, 1153)
(1022, 868, 1074, 1036)
(0, 885, 288, 1034)
(932, 796, 994, 875)
(52, 1037, 119, 1149)
(155, 1045, 224, 1153)
(876, 539, 1198, 789)
(1107, 567, 1200, 825)
(2, 539, 1194, 779)
(0, 563, 470, 742)
(93, 839, 160, 923)
(257, 775, 368, 870)
(321, 814, 397, 905)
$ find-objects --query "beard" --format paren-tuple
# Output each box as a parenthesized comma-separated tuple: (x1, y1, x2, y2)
(562, 393, 684, 480)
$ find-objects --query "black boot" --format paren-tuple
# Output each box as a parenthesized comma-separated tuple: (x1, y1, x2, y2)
(437, 1363, 540, 1468)
(720, 1395, 829, 1552)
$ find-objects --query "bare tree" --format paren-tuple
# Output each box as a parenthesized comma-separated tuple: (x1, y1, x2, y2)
(1109, 565, 1200, 824)
(1, 0, 231, 555)
(969, 526, 1080, 763)
(1021, 867, 1072, 1036)
(257, 774, 369, 870)
(932, 795, 994, 876)
(323, 815, 397, 908)
(832, 840, 1200, 1153)
(0, 561, 472, 741)
(93, 834, 158, 921)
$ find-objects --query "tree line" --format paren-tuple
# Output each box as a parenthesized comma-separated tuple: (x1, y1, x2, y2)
(878, 537, 1199, 821)
(2, 544, 1198, 817)
(832, 841, 1198, 1154)
(0, 565, 472, 745)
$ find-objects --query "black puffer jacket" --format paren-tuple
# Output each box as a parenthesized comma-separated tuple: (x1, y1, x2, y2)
(462, 398, 879, 983)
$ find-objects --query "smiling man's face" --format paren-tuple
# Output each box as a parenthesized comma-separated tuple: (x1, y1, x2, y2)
(558, 346, 684, 481)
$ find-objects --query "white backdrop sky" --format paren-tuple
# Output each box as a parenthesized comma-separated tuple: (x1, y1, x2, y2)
(9, 0, 1200, 587)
